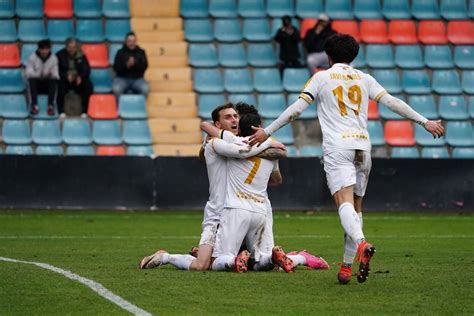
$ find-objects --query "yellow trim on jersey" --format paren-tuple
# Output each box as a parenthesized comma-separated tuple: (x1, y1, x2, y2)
(210, 137, 217, 153)
(302, 76, 313, 90)
(374, 90, 388, 102)
(299, 93, 312, 104)
(219, 129, 224, 139)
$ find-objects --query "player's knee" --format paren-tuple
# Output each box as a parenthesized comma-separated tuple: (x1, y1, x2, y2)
(193, 260, 211, 271)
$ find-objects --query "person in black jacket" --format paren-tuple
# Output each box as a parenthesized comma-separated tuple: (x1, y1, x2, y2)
(274, 16, 301, 74)
(56, 38, 93, 116)
(304, 14, 335, 72)
(112, 32, 149, 98)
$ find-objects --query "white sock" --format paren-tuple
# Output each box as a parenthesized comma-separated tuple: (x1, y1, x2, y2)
(252, 255, 274, 271)
(211, 255, 235, 271)
(342, 212, 363, 265)
(167, 254, 194, 270)
(287, 254, 306, 266)
(338, 202, 365, 245)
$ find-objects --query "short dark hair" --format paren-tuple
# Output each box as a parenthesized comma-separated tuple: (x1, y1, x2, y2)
(239, 113, 261, 137)
(65, 37, 77, 45)
(38, 39, 51, 49)
(126, 32, 136, 39)
(235, 102, 258, 116)
(282, 15, 292, 26)
(324, 34, 359, 64)
(211, 103, 236, 123)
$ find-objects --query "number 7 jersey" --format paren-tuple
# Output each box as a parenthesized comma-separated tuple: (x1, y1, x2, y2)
(299, 63, 387, 154)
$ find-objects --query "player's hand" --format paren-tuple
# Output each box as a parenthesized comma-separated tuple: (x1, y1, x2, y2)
(249, 126, 269, 146)
(424, 120, 445, 138)
(270, 140, 286, 151)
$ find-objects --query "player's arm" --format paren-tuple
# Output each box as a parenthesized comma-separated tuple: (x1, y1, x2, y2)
(256, 148, 287, 160)
(211, 137, 271, 159)
(200, 121, 223, 139)
(268, 161, 282, 187)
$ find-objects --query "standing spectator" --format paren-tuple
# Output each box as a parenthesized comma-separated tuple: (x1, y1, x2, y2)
(25, 39, 59, 116)
(304, 14, 335, 72)
(274, 16, 301, 74)
(112, 32, 149, 98)
(56, 38, 93, 116)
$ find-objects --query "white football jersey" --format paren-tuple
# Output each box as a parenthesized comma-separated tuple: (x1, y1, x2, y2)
(299, 63, 387, 154)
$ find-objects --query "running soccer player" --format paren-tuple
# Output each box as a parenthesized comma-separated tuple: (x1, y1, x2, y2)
(249, 34, 445, 284)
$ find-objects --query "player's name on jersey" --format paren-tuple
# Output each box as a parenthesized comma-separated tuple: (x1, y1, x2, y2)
(341, 131, 368, 139)
(330, 73, 362, 81)
(236, 191, 265, 204)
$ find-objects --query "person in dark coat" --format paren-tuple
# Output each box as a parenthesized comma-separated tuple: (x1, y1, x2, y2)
(274, 15, 301, 73)
(112, 32, 149, 98)
(304, 14, 336, 72)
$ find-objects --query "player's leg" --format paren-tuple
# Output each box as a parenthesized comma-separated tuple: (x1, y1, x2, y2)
(251, 209, 275, 271)
(189, 211, 219, 271)
(139, 250, 195, 270)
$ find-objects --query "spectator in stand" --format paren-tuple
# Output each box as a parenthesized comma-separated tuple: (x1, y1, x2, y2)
(112, 32, 149, 98)
(56, 38, 93, 116)
(25, 39, 59, 116)
(304, 14, 335, 73)
(274, 15, 301, 74)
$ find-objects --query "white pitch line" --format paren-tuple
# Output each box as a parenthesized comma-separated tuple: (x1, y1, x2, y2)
(0, 256, 152, 316)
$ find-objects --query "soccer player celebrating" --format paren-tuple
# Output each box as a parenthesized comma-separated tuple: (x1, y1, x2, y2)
(249, 34, 445, 284)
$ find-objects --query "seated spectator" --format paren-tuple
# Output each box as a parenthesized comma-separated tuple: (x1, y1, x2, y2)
(304, 14, 335, 73)
(25, 39, 59, 116)
(56, 38, 93, 116)
(113, 32, 149, 97)
(274, 16, 301, 74)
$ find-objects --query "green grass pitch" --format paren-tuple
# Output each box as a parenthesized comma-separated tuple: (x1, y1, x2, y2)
(0, 210, 472, 315)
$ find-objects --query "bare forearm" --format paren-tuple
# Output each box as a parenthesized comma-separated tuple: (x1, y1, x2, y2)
(256, 148, 287, 160)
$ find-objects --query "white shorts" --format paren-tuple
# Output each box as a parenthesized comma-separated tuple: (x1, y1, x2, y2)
(198, 203, 221, 246)
(212, 208, 267, 261)
(323, 149, 372, 197)
(260, 209, 274, 256)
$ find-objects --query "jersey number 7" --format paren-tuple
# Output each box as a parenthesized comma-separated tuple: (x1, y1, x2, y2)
(332, 85, 362, 116)
(245, 157, 261, 184)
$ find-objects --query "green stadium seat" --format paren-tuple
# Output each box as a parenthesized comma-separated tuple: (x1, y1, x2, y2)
(218, 44, 247, 68)
(105, 19, 131, 42)
(76, 19, 105, 43)
(351, 45, 366, 68)
(267, 0, 295, 17)
(470, 97, 474, 118)
(119, 95, 147, 119)
(432, 70, 462, 94)
(258, 94, 286, 119)
(194, 69, 224, 93)
(62, 119, 92, 145)
(452, 147, 474, 158)
(67, 145, 95, 156)
(6, 145, 33, 155)
(454, 46, 474, 69)
(415, 124, 446, 146)
(48, 20, 74, 43)
(411, 0, 440, 19)
(228, 94, 256, 106)
(372, 69, 402, 94)
(21, 44, 35, 65)
(367, 121, 385, 146)
(379, 94, 406, 120)
(189, 44, 218, 68)
(264, 121, 294, 144)
(382, 0, 411, 19)
(395, 45, 424, 69)
(92, 120, 122, 145)
(462, 70, 474, 94)
(16, 0, 43, 18)
(238, 0, 265, 17)
(123, 120, 152, 145)
(224, 68, 253, 93)
(445, 121, 474, 146)
(74, 0, 102, 18)
(35, 95, 58, 119)
(243, 19, 272, 42)
(90, 69, 112, 93)
(3, 119, 32, 144)
(366, 45, 394, 68)
(185, 20, 213, 42)
(209, 0, 237, 18)
(354, 0, 383, 19)
(422, 147, 449, 159)
(214, 19, 242, 42)
(299, 145, 323, 157)
(409, 95, 439, 119)
(199, 94, 225, 119)
(325, 0, 354, 19)
(283, 68, 310, 92)
(180, 0, 208, 18)
(32, 120, 62, 145)
(470, 0, 474, 18)
(425, 45, 454, 69)
(287, 93, 317, 119)
(103, 0, 129, 18)
(18, 19, 45, 42)
(108, 43, 121, 65)
(0, 0, 14, 17)
(402, 70, 431, 94)
(127, 145, 154, 156)
(391, 147, 419, 158)
(0, 69, 25, 93)
(439, 95, 469, 120)
(295, 0, 323, 18)
(254, 68, 283, 93)
(248, 44, 277, 67)
(440, 0, 468, 20)
(0, 95, 28, 119)
(36, 145, 64, 155)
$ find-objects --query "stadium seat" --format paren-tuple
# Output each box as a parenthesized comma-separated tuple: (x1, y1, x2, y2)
(123, 120, 152, 145)
(447, 21, 474, 44)
(418, 21, 449, 45)
(119, 95, 147, 119)
(127, 145, 154, 156)
(34, 95, 58, 119)
(382, 0, 411, 19)
(82, 44, 109, 68)
(105, 19, 131, 42)
(409, 95, 438, 119)
(21, 44, 36, 66)
(32, 120, 61, 145)
(395, 45, 423, 69)
(462, 71, 474, 94)
(76, 19, 105, 43)
(351, 45, 366, 68)
(248, 44, 277, 67)
(92, 120, 122, 145)
(258, 94, 286, 119)
(424, 45, 454, 69)
(3, 119, 32, 144)
(254, 68, 283, 93)
(285, 145, 297, 157)
(439, 95, 469, 120)
(271, 17, 300, 36)
(422, 147, 449, 159)
(0, 44, 20, 67)
(384, 120, 415, 146)
(446, 121, 474, 146)
(224, 68, 253, 93)
(96, 145, 125, 156)
(283, 68, 310, 92)
(367, 99, 379, 120)
(16, 0, 43, 18)
(185, 19, 213, 42)
(18, 19, 46, 42)
(180, 0, 208, 18)
(470, 97, 474, 118)
(90, 69, 112, 93)
(295, 0, 322, 18)
(354, 0, 383, 19)
(366, 45, 394, 68)
(228, 94, 256, 106)
(325, 0, 354, 19)
(440, 0, 468, 20)
(214, 19, 242, 42)
(194, 69, 224, 93)
(108, 43, 121, 65)
(391, 146, 419, 158)
(103, 0, 130, 18)
(267, 0, 294, 17)
(452, 147, 474, 158)
(287, 93, 317, 118)
(402, 70, 431, 94)
(6, 145, 33, 155)
(331, 20, 360, 42)
(218, 44, 247, 68)
(389, 20, 418, 45)
(415, 123, 446, 146)
(372, 69, 402, 94)
(47, 20, 74, 43)
(367, 120, 385, 146)
(360, 20, 388, 44)
(243, 19, 271, 42)
(209, 0, 237, 18)
(0, 0, 13, 18)
(74, 0, 102, 18)
(0, 19, 16, 42)
(87, 94, 118, 119)
(238, 0, 265, 18)
(454, 46, 474, 69)
(432, 70, 462, 94)
(299, 145, 323, 157)
(67, 145, 95, 155)
(411, 0, 440, 19)
(267, 122, 294, 144)
(198, 94, 225, 119)
(0, 69, 25, 93)
(189, 44, 218, 68)
(44, 0, 73, 18)
(470, 0, 474, 18)
(379, 94, 406, 120)
(62, 119, 92, 145)
(0, 95, 28, 118)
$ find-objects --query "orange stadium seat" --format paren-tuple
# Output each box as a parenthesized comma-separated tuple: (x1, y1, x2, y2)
(384, 120, 416, 146)
(300, 18, 317, 39)
(44, 0, 73, 18)
(360, 20, 389, 43)
(418, 21, 448, 44)
(389, 20, 417, 44)
(332, 20, 360, 42)
(447, 20, 474, 45)
(96, 145, 126, 156)
(87, 94, 118, 119)
(0, 44, 20, 67)
(368, 99, 379, 120)
(82, 44, 109, 68)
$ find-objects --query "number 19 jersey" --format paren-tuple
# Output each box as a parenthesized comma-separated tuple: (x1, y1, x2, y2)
(299, 63, 387, 154)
